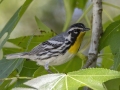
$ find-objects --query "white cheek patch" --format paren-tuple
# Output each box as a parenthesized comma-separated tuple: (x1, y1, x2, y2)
(66, 34, 71, 41)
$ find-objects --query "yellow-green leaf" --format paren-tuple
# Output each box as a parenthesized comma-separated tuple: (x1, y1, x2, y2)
(18, 68, 120, 90)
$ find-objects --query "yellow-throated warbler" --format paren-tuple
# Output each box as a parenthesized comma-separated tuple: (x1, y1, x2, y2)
(6, 23, 90, 73)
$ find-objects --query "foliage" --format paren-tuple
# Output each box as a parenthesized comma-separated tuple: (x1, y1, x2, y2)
(99, 20, 120, 70)
(13, 68, 120, 90)
(0, 0, 120, 90)
(0, 0, 33, 50)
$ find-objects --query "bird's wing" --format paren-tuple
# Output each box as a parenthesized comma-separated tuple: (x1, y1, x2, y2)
(28, 33, 66, 56)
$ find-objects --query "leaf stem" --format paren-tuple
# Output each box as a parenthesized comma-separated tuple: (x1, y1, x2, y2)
(0, 76, 32, 81)
(103, 9, 114, 22)
(103, 2, 120, 10)
(77, 4, 92, 23)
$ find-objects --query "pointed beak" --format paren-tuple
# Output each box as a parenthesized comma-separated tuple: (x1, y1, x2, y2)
(84, 28, 90, 31)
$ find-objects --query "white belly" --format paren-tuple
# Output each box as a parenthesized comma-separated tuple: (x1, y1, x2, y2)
(36, 51, 75, 66)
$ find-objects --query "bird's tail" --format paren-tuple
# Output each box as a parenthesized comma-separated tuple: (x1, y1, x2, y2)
(6, 52, 29, 59)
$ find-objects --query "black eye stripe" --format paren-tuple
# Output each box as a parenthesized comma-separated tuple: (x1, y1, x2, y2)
(74, 29, 78, 32)
(68, 29, 80, 35)
(68, 31, 72, 34)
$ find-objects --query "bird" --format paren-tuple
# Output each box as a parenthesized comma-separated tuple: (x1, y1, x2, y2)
(6, 23, 90, 73)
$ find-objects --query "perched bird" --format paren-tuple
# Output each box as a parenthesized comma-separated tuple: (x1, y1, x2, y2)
(6, 23, 90, 73)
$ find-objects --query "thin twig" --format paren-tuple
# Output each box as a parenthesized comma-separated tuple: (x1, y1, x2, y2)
(77, 4, 93, 23)
(103, 2, 120, 10)
(103, 9, 114, 22)
(0, 76, 32, 81)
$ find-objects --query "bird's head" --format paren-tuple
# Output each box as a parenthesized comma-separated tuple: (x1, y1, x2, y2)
(66, 23, 90, 41)
(67, 23, 90, 35)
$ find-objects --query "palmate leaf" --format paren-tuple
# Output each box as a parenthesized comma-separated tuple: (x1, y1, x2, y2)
(13, 68, 120, 90)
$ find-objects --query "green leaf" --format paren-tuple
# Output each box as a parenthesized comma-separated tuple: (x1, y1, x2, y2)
(35, 16, 51, 33)
(99, 20, 120, 69)
(100, 46, 113, 69)
(3, 48, 22, 55)
(19, 60, 39, 77)
(113, 48, 120, 70)
(0, 58, 23, 85)
(103, 15, 120, 30)
(54, 56, 83, 73)
(67, 68, 120, 90)
(12, 87, 35, 90)
(63, 0, 76, 31)
(0, 80, 12, 90)
(0, 71, 19, 90)
(104, 78, 120, 90)
(99, 20, 120, 52)
(24, 73, 66, 90)
(76, 0, 88, 9)
(14, 60, 39, 87)
(18, 68, 120, 90)
(7, 34, 53, 52)
(0, 0, 33, 50)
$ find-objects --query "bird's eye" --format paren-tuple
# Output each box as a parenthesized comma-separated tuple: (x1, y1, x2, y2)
(74, 30, 78, 33)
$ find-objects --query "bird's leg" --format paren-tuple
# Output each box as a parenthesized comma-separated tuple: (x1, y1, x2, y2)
(44, 63, 53, 74)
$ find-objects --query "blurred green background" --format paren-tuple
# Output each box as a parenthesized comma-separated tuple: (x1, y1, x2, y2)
(0, 0, 119, 38)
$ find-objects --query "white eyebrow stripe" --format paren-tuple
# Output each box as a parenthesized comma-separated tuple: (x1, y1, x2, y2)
(68, 27, 83, 31)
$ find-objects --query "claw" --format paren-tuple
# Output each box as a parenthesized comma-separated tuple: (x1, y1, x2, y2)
(44, 63, 53, 74)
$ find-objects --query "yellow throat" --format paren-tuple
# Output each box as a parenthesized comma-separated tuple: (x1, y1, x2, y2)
(68, 32, 86, 54)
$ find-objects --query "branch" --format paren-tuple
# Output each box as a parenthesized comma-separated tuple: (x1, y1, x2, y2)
(83, 0, 102, 90)
(83, 0, 103, 68)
